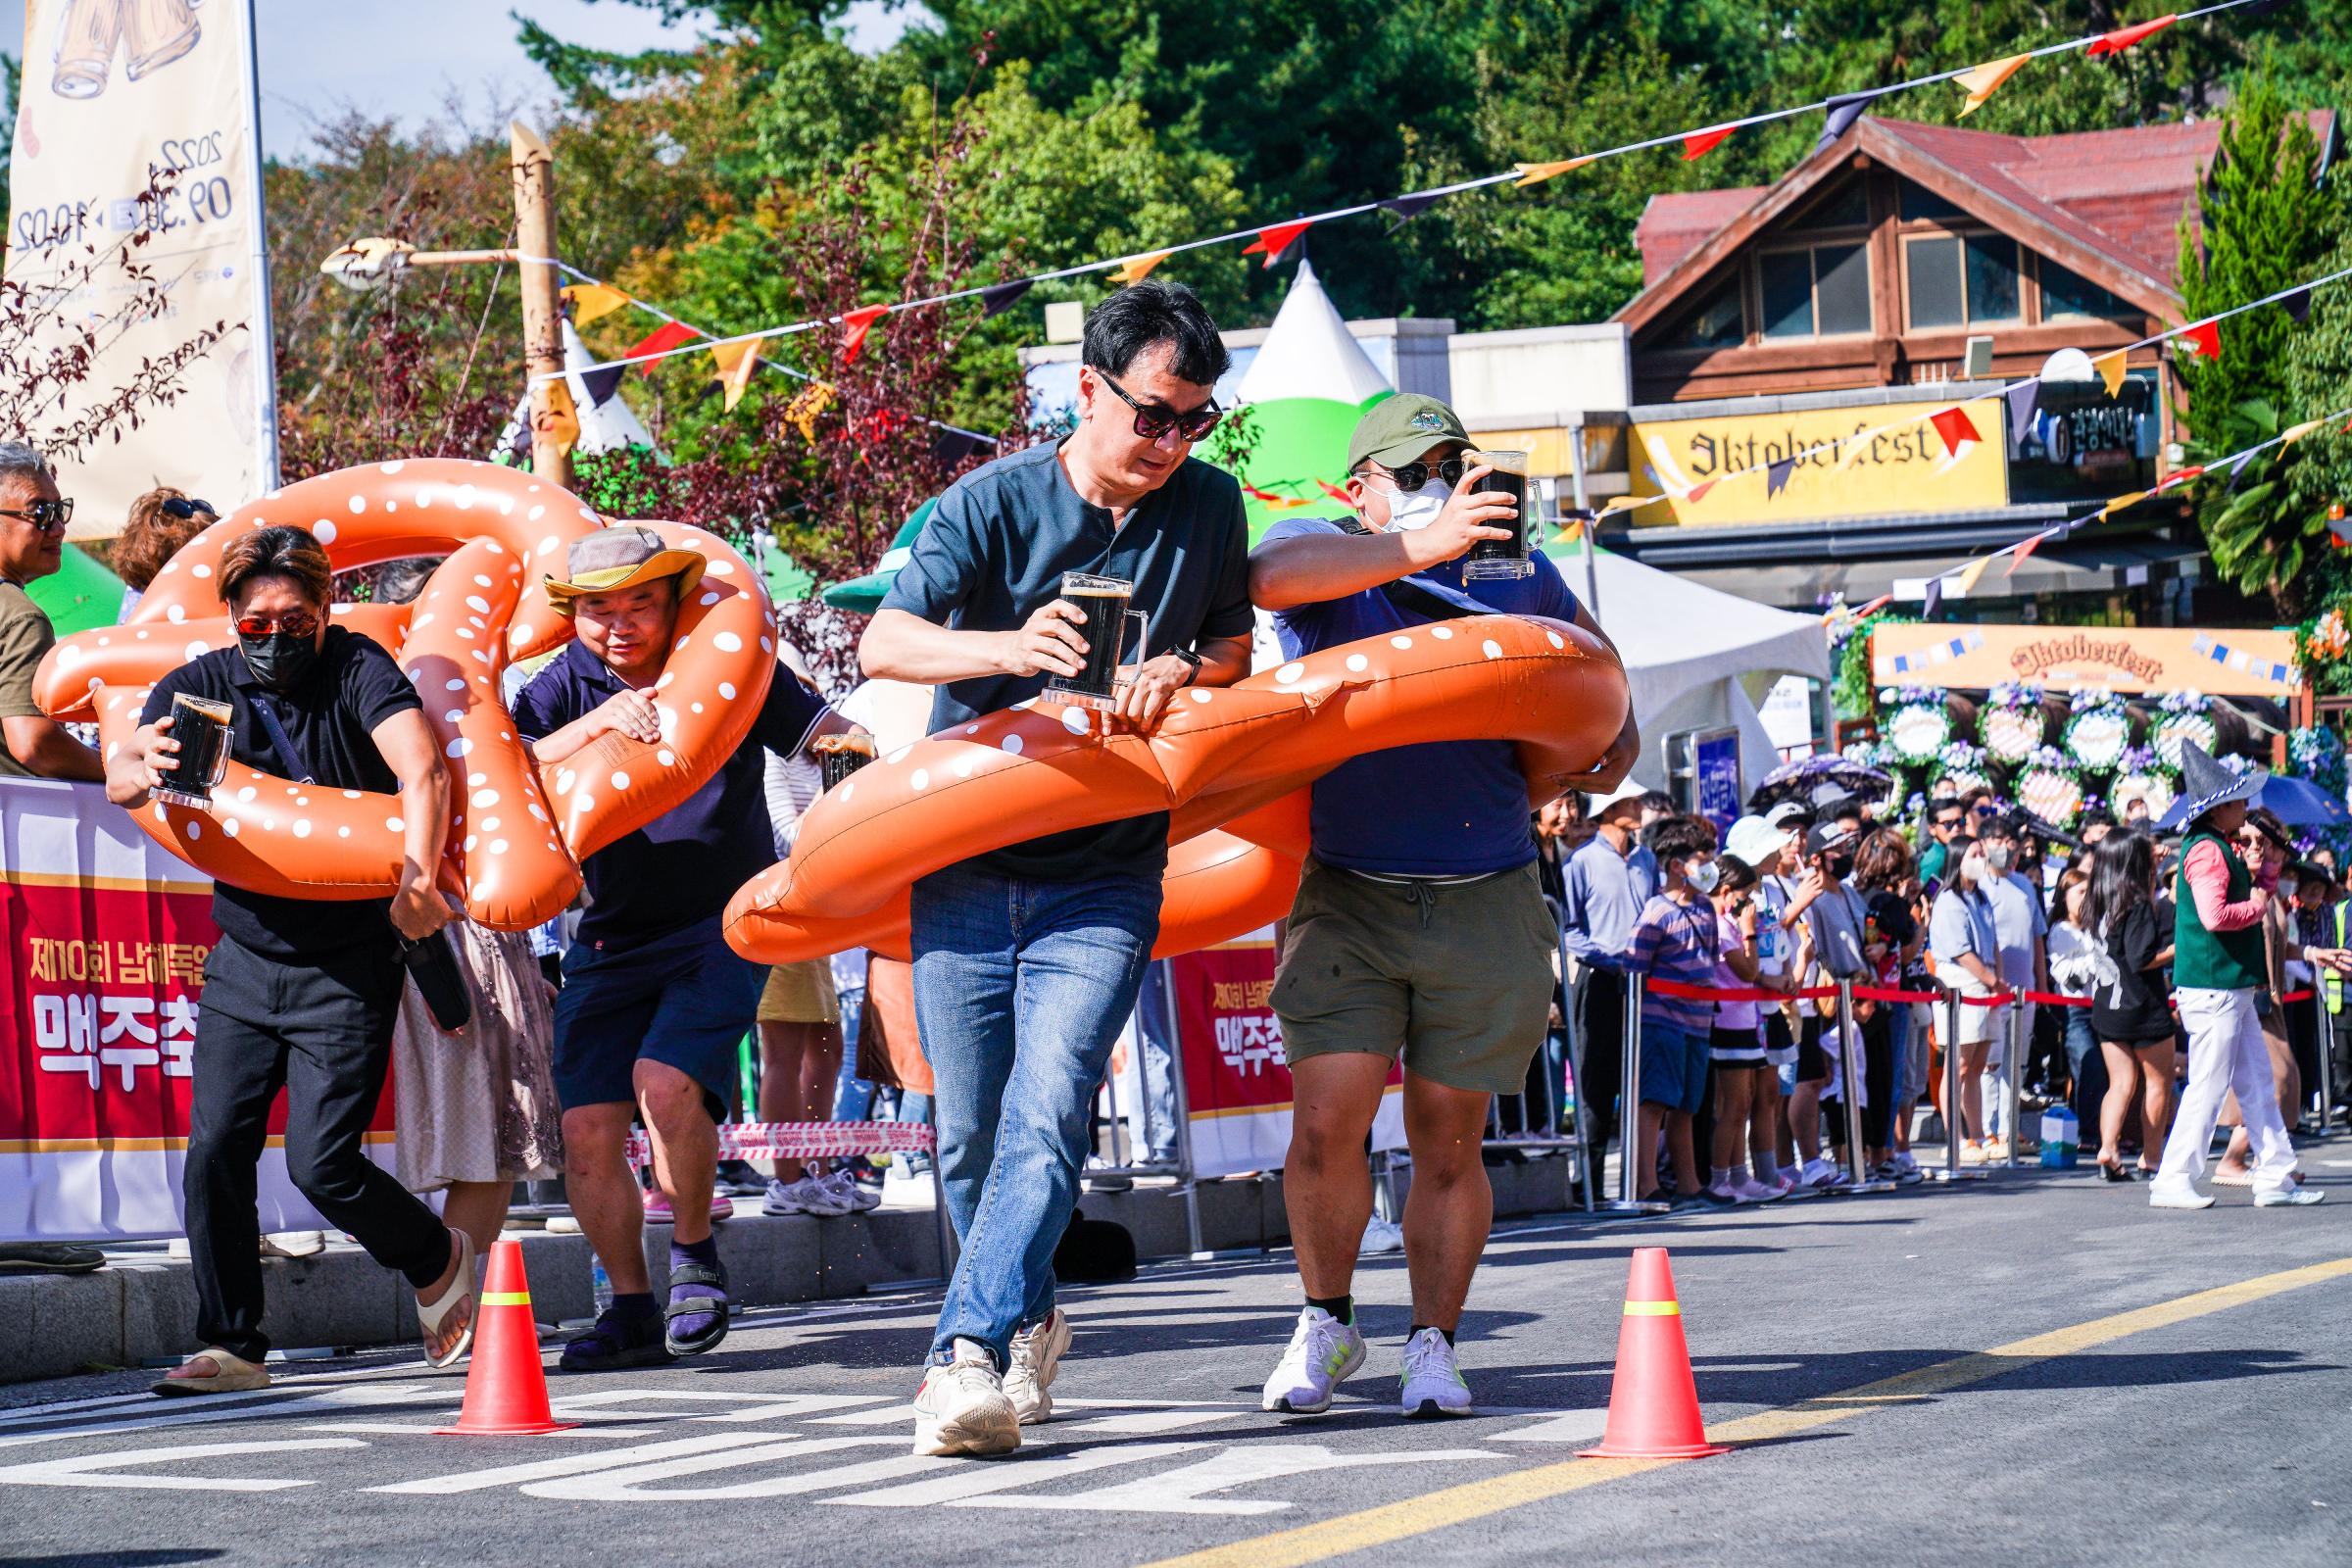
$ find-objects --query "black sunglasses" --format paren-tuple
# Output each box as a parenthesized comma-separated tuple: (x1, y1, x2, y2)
(161, 496, 215, 520)
(1096, 369, 1223, 443)
(0, 498, 73, 532)
(1368, 458, 1471, 493)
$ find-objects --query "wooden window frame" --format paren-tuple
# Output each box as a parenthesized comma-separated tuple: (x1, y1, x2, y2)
(1899, 227, 2032, 332)
(1753, 238, 1876, 342)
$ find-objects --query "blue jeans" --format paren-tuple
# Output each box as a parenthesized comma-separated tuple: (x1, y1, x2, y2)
(909, 862, 1161, 1367)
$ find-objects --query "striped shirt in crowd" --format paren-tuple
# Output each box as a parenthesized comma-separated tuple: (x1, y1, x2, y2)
(1629, 893, 1722, 1036)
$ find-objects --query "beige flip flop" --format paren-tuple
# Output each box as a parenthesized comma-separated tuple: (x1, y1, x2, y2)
(416, 1230, 478, 1369)
(153, 1347, 270, 1397)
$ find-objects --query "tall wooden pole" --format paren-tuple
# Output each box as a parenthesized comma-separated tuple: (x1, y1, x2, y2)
(511, 121, 571, 491)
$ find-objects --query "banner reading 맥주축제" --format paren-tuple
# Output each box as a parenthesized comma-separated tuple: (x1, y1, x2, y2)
(5, 0, 276, 539)
(1162, 930, 1403, 1180)
(0, 779, 395, 1243)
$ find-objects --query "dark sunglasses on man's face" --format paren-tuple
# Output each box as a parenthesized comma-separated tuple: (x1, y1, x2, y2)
(1935, 815, 1964, 833)
(0, 498, 74, 533)
(234, 611, 320, 640)
(161, 496, 215, 520)
(1371, 458, 1472, 493)
(1096, 368, 1223, 443)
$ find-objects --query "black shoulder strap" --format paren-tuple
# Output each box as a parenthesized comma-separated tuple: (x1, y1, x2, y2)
(1329, 518, 1483, 624)
(249, 694, 317, 786)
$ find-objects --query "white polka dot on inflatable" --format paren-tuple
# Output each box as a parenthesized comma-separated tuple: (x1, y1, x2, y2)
(221, 818, 239, 838)
(1391, 635, 1413, 649)
(293, 820, 312, 838)
(718, 681, 736, 701)
(191, 564, 211, 578)
(1188, 690, 1213, 705)
(184, 641, 207, 661)
(610, 770, 630, 791)
(445, 737, 472, 758)
(713, 631, 742, 653)
(1276, 662, 1303, 684)
(1002, 733, 1025, 756)
(385, 817, 404, 833)
(1547, 631, 1565, 649)
(1061, 708, 1091, 736)
(314, 520, 337, 545)
(1346, 654, 1369, 672)
(1483, 639, 1503, 660)
(1432, 625, 1454, 640)
(910, 769, 929, 791)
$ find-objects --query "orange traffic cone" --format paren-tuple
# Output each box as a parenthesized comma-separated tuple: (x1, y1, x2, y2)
(1578, 1247, 1728, 1459)
(435, 1239, 577, 1436)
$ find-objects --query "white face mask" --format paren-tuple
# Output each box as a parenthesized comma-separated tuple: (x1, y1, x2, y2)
(1687, 858, 1721, 894)
(1380, 476, 1452, 532)
(1958, 854, 1984, 884)
(1984, 843, 2014, 873)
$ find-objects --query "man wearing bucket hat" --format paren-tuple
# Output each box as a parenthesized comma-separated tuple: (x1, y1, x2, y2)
(514, 527, 863, 1369)
(1246, 393, 1637, 1419)
(2146, 742, 2322, 1209)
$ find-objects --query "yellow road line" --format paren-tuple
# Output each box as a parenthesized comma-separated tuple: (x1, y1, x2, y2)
(1138, 1255, 2352, 1568)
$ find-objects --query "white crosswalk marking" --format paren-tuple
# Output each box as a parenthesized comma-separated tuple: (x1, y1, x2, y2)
(828, 1442, 1202, 1507)
(0, 1438, 366, 1493)
(0, 1385, 456, 1452)
(547, 1391, 888, 1423)
(524, 1437, 911, 1501)
(961, 1443, 1503, 1516)
(370, 1434, 778, 1494)
(1491, 1410, 1609, 1446)
(806, 1402, 918, 1425)
(538, 1447, 949, 1502)
(1063, 1410, 1240, 1435)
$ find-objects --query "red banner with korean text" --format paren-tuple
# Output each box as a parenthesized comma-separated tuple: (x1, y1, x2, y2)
(0, 779, 397, 1242)
(1163, 929, 1402, 1179)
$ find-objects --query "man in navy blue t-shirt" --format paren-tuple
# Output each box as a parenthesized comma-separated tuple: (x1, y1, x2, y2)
(1249, 394, 1636, 1420)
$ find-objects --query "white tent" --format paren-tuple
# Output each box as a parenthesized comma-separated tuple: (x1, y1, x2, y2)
(1561, 546, 1832, 791)
(1233, 258, 1391, 406)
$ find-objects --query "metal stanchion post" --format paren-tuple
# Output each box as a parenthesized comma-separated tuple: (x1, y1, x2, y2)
(1928, 987, 1988, 1184)
(1160, 962, 1208, 1258)
(2002, 996, 2024, 1170)
(1838, 981, 1894, 1193)
(1559, 926, 1595, 1213)
(1604, 973, 1669, 1215)
(2314, 986, 2338, 1140)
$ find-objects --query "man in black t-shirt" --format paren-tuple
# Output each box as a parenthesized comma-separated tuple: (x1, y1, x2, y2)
(110, 526, 474, 1396)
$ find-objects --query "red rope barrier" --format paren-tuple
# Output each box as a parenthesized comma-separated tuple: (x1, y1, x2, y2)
(1643, 977, 1838, 1004)
(624, 1120, 936, 1168)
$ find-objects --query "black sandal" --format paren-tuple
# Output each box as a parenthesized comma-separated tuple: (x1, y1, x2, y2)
(559, 1308, 673, 1372)
(2098, 1159, 2135, 1183)
(663, 1260, 731, 1356)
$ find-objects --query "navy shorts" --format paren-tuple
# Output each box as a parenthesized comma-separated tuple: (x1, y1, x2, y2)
(1638, 1021, 1711, 1114)
(552, 915, 766, 1113)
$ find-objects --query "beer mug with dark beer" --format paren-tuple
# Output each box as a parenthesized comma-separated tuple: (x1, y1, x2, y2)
(1045, 572, 1149, 711)
(154, 693, 233, 810)
(1462, 449, 1536, 581)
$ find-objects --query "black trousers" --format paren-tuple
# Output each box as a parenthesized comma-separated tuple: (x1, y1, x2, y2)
(1570, 965, 1627, 1198)
(186, 935, 451, 1361)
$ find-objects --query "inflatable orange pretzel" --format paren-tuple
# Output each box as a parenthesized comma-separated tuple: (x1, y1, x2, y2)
(35, 460, 778, 932)
(725, 614, 1630, 963)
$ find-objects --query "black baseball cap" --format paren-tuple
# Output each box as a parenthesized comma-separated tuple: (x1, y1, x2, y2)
(1805, 821, 1858, 858)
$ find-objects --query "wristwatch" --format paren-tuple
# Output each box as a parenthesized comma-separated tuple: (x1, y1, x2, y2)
(1171, 647, 1203, 686)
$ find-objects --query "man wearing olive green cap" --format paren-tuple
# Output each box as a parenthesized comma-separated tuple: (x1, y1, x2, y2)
(1247, 393, 1638, 1420)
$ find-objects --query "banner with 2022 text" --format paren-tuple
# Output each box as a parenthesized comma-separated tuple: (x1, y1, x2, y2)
(0, 778, 395, 1242)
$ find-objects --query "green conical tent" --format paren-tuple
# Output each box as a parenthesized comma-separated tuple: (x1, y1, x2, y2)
(1205, 259, 1394, 541)
(27, 544, 124, 634)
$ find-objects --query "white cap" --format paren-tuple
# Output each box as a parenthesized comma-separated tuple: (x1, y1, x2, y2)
(1725, 814, 1794, 867)
(1585, 777, 1646, 814)
(1763, 800, 1811, 828)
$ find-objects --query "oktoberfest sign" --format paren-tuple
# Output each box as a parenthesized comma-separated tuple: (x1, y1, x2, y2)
(1871, 623, 2300, 697)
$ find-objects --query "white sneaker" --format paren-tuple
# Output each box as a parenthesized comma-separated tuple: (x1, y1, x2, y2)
(825, 1170, 882, 1213)
(2254, 1186, 2326, 1207)
(1398, 1327, 1473, 1418)
(1728, 1176, 1776, 1202)
(2148, 1186, 2216, 1210)
(911, 1340, 1020, 1457)
(1003, 1308, 1071, 1425)
(1260, 1306, 1366, 1414)
(1358, 1218, 1404, 1255)
(1800, 1157, 1848, 1191)
(261, 1231, 325, 1259)
(790, 1175, 857, 1218)
(761, 1178, 806, 1217)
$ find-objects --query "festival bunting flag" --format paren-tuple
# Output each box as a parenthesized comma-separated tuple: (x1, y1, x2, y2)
(2175, 318, 2222, 360)
(626, 319, 699, 376)
(932, 428, 995, 468)
(2099, 489, 2150, 520)
(2004, 380, 2039, 445)
(1955, 54, 2031, 118)
(1922, 577, 1944, 618)
(562, 281, 632, 325)
(2281, 416, 2326, 444)
(579, 363, 626, 409)
(535, 379, 580, 459)
(979, 279, 1035, 318)
(1242, 220, 1314, 267)
(2004, 529, 2054, 577)
(1952, 554, 1995, 596)
(1683, 125, 1736, 161)
(1380, 192, 1445, 224)
(1766, 456, 1796, 498)
(1242, 482, 1315, 511)
(839, 305, 890, 364)
(2085, 15, 2180, 57)
(1929, 405, 1981, 457)
(1513, 157, 1596, 187)
(1599, 496, 1646, 516)
(1685, 478, 1719, 504)
(1107, 251, 1172, 285)
(2092, 349, 2130, 396)
(2155, 465, 2207, 493)
(1316, 478, 1354, 507)
(784, 380, 835, 439)
(2283, 286, 2314, 323)
(710, 340, 760, 411)
(1816, 89, 1892, 153)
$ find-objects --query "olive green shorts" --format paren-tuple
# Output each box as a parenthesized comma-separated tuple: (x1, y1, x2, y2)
(1270, 857, 1556, 1096)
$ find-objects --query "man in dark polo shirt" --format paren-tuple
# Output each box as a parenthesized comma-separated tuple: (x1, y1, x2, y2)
(860, 280, 1253, 1456)
(1248, 394, 1634, 1420)
(513, 528, 849, 1371)
(109, 525, 475, 1396)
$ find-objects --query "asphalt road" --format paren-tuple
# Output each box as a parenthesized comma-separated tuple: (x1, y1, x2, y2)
(5, 1155, 2350, 1568)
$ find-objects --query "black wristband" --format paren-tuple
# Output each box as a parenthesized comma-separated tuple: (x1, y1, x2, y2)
(1173, 647, 1203, 685)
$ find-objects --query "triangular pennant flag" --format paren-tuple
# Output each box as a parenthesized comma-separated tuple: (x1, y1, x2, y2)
(1107, 250, 1172, 285)
(2332, 513, 2352, 549)
(1513, 156, 1597, 187)
(2004, 380, 2039, 446)
(932, 427, 994, 469)
(1833, 432, 1871, 472)
(1683, 125, 1736, 161)
(979, 279, 1035, 318)
(2280, 417, 2325, 445)
(1955, 54, 2030, 118)
(1815, 90, 1889, 153)
(1922, 577, 1944, 619)
(709, 340, 760, 412)
(839, 304, 889, 364)
(1381, 192, 1445, 224)
(2282, 286, 2313, 323)
(2154, 465, 2206, 493)
(1930, 405, 1981, 457)
(2175, 318, 2221, 360)
(1766, 456, 1796, 498)
(2225, 450, 2259, 492)
(625, 318, 699, 376)
(1316, 478, 1355, 507)
(561, 281, 633, 325)
(534, 379, 579, 460)
(2085, 15, 2178, 58)
(2004, 530, 2053, 577)
(2091, 349, 2129, 397)
(579, 363, 626, 409)
(1953, 555, 1995, 597)
(1685, 478, 1719, 503)
(1241, 220, 1315, 268)
(783, 380, 836, 440)
(1599, 495, 1646, 517)
(2098, 489, 2150, 520)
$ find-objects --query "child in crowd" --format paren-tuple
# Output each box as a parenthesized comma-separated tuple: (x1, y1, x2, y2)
(1704, 854, 1780, 1204)
(1627, 814, 1724, 1208)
